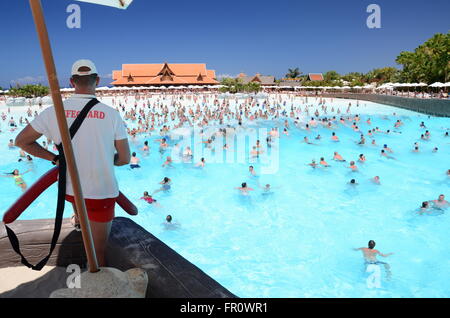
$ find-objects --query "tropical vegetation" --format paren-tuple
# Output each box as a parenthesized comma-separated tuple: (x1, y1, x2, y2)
(285, 67, 302, 79)
(7, 84, 49, 98)
(219, 78, 261, 93)
(286, 32, 448, 87)
(395, 32, 449, 84)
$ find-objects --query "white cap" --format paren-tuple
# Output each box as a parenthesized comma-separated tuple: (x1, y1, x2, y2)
(71, 59, 98, 76)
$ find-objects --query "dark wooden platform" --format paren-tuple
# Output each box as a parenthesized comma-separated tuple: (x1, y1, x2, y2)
(0, 217, 236, 298)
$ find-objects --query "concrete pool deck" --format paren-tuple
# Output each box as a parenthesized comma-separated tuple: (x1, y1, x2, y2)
(0, 266, 55, 294)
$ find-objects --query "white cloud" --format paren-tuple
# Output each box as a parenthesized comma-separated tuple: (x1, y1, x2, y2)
(11, 76, 46, 86)
(216, 73, 236, 79)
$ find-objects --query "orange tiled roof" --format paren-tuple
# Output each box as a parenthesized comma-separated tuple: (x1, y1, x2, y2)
(308, 73, 324, 81)
(111, 62, 218, 86)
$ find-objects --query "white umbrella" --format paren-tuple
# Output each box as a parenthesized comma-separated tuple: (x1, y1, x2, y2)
(444, 82, 450, 87)
(430, 82, 444, 87)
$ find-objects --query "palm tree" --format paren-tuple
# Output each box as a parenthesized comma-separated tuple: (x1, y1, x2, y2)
(286, 67, 302, 79)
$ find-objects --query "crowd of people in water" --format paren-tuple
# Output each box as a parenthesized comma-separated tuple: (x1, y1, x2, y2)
(1, 92, 449, 277)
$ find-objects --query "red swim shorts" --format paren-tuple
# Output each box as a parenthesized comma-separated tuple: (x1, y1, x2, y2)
(65, 195, 117, 223)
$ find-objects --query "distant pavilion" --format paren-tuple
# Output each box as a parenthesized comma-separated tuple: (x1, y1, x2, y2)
(111, 62, 218, 87)
(236, 73, 275, 86)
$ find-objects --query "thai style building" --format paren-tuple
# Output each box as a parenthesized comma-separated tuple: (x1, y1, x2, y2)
(307, 73, 324, 81)
(111, 63, 218, 86)
(237, 73, 275, 86)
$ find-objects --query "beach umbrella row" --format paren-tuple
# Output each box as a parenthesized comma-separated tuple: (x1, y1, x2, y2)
(35, 82, 450, 95)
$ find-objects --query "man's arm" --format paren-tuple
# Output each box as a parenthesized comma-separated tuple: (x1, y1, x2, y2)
(114, 138, 131, 166)
(15, 124, 56, 162)
(377, 251, 393, 257)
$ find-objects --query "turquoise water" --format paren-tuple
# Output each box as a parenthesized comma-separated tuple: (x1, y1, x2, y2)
(1, 96, 449, 297)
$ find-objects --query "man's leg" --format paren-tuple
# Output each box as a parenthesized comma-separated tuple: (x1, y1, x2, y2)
(89, 220, 112, 267)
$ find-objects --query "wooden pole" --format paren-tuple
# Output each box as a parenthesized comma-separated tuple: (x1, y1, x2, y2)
(29, 0, 99, 273)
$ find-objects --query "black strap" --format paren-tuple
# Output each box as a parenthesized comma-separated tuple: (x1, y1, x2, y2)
(5, 98, 100, 271)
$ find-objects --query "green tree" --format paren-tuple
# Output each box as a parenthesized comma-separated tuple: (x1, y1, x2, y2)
(323, 71, 340, 82)
(8, 84, 49, 98)
(220, 78, 261, 93)
(285, 67, 302, 79)
(396, 32, 449, 83)
(363, 67, 400, 84)
(341, 72, 364, 83)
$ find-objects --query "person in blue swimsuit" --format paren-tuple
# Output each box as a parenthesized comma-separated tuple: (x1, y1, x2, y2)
(152, 177, 172, 195)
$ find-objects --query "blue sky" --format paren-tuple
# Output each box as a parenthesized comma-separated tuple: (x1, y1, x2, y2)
(0, 0, 448, 88)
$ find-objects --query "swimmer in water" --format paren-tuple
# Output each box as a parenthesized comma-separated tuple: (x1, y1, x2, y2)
(130, 152, 141, 169)
(1, 169, 31, 191)
(303, 136, 314, 145)
(358, 154, 366, 163)
(249, 165, 258, 177)
(354, 240, 393, 279)
(357, 134, 365, 145)
(260, 183, 272, 194)
(250, 146, 260, 158)
(380, 149, 395, 160)
(348, 178, 358, 185)
(418, 201, 431, 214)
(158, 138, 169, 154)
(430, 194, 449, 209)
(333, 152, 345, 162)
(319, 157, 330, 167)
(162, 156, 173, 167)
(152, 177, 172, 195)
(183, 146, 193, 159)
(142, 141, 150, 152)
(331, 132, 339, 142)
(371, 176, 381, 184)
(383, 144, 393, 153)
(140, 191, 161, 207)
(8, 139, 15, 148)
(195, 157, 206, 168)
(163, 214, 179, 230)
(348, 161, 358, 171)
(307, 159, 318, 169)
(235, 182, 254, 195)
